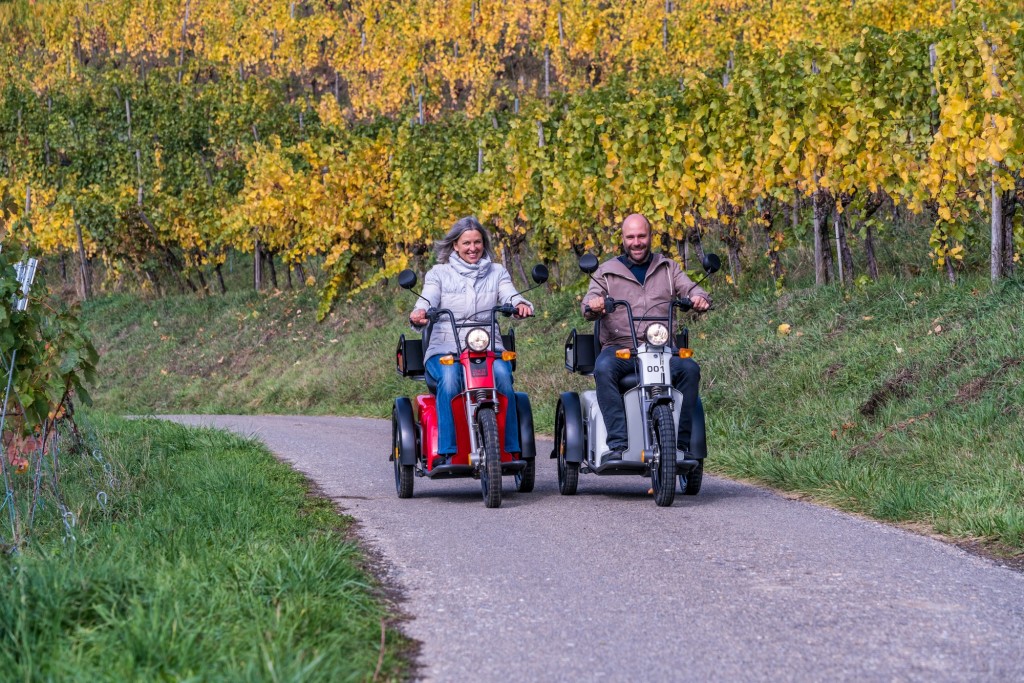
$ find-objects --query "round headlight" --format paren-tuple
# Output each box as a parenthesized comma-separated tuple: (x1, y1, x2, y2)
(466, 327, 490, 351)
(646, 323, 670, 346)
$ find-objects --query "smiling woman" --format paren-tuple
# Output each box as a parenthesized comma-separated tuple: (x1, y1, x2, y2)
(408, 216, 534, 462)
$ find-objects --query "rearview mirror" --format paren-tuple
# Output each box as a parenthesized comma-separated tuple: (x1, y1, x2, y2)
(702, 253, 721, 275)
(578, 254, 599, 274)
(397, 269, 418, 290)
(531, 264, 549, 284)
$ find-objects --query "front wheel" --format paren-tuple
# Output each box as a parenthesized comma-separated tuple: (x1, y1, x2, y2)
(555, 400, 579, 495)
(478, 407, 502, 508)
(679, 459, 703, 495)
(650, 404, 676, 507)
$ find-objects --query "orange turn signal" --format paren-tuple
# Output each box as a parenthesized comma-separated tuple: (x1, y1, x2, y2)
(501, 351, 517, 362)
(615, 349, 632, 360)
(439, 355, 455, 365)
(678, 348, 694, 359)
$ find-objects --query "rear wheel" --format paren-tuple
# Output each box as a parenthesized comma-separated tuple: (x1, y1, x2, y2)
(515, 458, 535, 493)
(679, 460, 704, 495)
(478, 407, 502, 508)
(555, 401, 579, 495)
(650, 404, 676, 507)
(392, 407, 414, 499)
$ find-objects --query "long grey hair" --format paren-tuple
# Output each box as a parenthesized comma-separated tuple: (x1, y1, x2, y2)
(434, 216, 496, 264)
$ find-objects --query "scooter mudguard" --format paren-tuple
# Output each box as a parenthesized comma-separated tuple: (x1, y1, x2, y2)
(556, 392, 586, 464)
(394, 397, 419, 466)
(689, 397, 707, 459)
(515, 392, 536, 460)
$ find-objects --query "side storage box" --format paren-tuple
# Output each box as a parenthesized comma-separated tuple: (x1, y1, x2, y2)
(564, 329, 596, 375)
(396, 334, 425, 378)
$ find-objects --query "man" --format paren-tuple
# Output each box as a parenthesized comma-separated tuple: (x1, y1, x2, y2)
(582, 213, 711, 458)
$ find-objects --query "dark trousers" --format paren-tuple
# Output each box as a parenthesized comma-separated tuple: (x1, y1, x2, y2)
(594, 347, 700, 452)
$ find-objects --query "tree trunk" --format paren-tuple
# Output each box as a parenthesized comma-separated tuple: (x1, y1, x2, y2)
(254, 239, 262, 291)
(834, 195, 855, 286)
(285, 262, 293, 289)
(676, 239, 688, 269)
(760, 200, 783, 283)
(687, 224, 706, 265)
(991, 170, 1003, 282)
(721, 215, 742, 284)
(215, 263, 227, 294)
(74, 220, 92, 300)
(295, 261, 307, 285)
(512, 243, 529, 289)
(791, 192, 800, 233)
(864, 223, 879, 282)
(813, 190, 833, 286)
(501, 244, 513, 279)
(196, 269, 210, 294)
(1002, 183, 1019, 276)
(266, 251, 279, 289)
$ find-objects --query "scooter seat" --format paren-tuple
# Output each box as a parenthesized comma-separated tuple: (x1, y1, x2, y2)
(618, 372, 640, 392)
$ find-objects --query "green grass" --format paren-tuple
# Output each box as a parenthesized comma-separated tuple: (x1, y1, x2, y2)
(0, 414, 407, 681)
(83, 273, 1024, 559)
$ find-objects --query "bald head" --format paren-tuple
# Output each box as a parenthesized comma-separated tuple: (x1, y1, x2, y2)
(622, 213, 651, 234)
(621, 213, 653, 264)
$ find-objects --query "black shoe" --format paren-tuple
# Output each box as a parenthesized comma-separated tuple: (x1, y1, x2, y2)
(601, 449, 625, 461)
(433, 455, 452, 468)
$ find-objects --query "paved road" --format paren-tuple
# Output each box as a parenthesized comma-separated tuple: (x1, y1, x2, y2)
(162, 415, 1023, 682)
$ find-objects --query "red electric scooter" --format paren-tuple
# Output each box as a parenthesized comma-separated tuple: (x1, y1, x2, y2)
(392, 264, 548, 508)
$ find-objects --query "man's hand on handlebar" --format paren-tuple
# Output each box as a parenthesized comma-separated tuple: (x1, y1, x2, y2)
(585, 295, 606, 316)
(690, 295, 711, 312)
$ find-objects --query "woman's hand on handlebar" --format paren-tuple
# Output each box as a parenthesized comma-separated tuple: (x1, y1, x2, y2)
(409, 308, 428, 327)
(690, 295, 711, 312)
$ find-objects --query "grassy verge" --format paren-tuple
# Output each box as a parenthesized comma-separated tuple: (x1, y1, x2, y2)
(704, 278, 1024, 561)
(0, 414, 408, 681)
(84, 274, 1024, 559)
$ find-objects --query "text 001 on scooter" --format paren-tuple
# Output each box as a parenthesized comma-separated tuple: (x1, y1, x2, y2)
(555, 252, 720, 507)
(392, 264, 548, 508)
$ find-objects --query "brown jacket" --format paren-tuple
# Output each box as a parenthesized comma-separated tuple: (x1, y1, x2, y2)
(581, 253, 710, 349)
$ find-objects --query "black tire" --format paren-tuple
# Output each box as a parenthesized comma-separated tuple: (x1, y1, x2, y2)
(650, 404, 676, 507)
(679, 459, 704, 495)
(515, 457, 535, 493)
(478, 407, 502, 508)
(555, 401, 579, 495)
(392, 408, 414, 499)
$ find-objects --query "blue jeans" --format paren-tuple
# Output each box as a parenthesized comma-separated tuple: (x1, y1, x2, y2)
(594, 347, 700, 452)
(425, 356, 520, 456)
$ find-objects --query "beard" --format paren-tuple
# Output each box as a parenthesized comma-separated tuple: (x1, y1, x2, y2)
(626, 245, 651, 265)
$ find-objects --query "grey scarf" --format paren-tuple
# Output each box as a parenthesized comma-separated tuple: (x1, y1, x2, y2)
(448, 253, 492, 282)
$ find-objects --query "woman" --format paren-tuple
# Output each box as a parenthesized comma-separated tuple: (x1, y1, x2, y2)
(409, 216, 534, 462)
